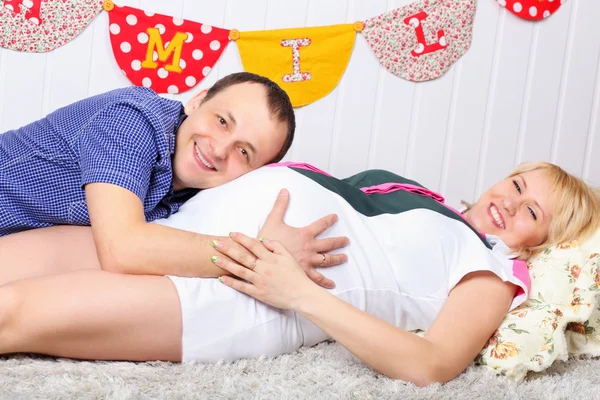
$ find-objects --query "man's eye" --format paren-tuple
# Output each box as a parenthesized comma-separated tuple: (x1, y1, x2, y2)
(513, 180, 522, 194)
(528, 206, 537, 221)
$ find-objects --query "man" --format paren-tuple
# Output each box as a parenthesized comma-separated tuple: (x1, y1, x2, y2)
(0, 72, 347, 287)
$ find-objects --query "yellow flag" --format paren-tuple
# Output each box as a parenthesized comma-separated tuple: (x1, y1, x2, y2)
(235, 24, 356, 107)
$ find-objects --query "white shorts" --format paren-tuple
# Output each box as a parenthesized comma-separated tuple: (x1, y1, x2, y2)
(167, 275, 305, 362)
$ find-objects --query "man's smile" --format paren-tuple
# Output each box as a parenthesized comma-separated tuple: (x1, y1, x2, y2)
(194, 143, 216, 171)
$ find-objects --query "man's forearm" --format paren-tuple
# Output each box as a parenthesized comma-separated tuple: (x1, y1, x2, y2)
(98, 223, 228, 277)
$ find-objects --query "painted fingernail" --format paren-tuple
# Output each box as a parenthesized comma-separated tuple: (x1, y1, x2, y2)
(218, 276, 224, 283)
(211, 256, 222, 265)
(259, 237, 269, 243)
(211, 240, 222, 249)
(229, 232, 237, 238)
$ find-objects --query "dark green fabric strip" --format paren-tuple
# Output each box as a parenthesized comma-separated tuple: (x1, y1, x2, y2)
(290, 167, 491, 249)
(341, 169, 424, 189)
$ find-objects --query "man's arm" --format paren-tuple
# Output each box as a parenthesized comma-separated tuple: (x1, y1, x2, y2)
(86, 183, 348, 279)
(86, 182, 227, 277)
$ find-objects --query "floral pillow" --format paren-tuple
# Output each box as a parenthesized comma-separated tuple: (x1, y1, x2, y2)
(474, 229, 600, 382)
(565, 246, 600, 357)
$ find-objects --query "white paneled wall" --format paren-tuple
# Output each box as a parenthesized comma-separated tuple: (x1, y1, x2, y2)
(0, 0, 599, 208)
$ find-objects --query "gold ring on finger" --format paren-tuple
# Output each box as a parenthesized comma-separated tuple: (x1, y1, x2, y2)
(319, 254, 326, 267)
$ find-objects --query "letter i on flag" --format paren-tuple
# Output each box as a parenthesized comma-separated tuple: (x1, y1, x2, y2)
(105, 1, 231, 94)
(234, 24, 359, 107)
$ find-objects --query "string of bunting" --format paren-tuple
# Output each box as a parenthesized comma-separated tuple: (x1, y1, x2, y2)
(104, 0, 477, 106)
(0, 0, 569, 107)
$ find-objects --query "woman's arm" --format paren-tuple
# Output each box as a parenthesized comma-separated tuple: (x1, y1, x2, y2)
(295, 270, 515, 385)
(216, 233, 516, 386)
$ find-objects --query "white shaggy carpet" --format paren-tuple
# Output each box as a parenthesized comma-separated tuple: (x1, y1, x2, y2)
(1, 342, 598, 399)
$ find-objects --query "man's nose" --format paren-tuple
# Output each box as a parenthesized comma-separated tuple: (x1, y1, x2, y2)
(212, 138, 234, 160)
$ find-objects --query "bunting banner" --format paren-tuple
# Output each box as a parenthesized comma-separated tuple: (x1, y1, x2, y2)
(361, 0, 476, 82)
(0, 0, 103, 52)
(496, 0, 565, 21)
(233, 24, 358, 107)
(105, 1, 231, 94)
(2, 0, 568, 107)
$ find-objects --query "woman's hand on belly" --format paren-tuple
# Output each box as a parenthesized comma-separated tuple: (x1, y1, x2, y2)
(258, 189, 349, 288)
(212, 232, 321, 311)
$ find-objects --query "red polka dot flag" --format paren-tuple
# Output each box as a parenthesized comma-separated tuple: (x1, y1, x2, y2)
(107, 3, 231, 94)
(495, 0, 565, 21)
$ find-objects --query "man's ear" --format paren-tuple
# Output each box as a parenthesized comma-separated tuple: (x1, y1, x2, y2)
(184, 89, 209, 115)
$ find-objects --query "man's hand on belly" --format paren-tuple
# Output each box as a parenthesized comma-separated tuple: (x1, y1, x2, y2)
(258, 189, 349, 289)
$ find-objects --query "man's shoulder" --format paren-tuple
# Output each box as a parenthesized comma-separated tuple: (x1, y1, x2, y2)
(73, 87, 183, 129)
(89, 86, 166, 108)
(72, 86, 182, 112)
(85, 88, 182, 154)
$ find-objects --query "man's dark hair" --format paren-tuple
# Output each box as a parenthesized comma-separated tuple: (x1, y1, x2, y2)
(201, 72, 295, 164)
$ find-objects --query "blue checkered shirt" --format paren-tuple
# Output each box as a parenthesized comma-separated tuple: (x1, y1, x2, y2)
(0, 87, 197, 237)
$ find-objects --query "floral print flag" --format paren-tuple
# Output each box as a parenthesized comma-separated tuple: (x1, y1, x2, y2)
(0, 0, 103, 52)
(361, 0, 475, 82)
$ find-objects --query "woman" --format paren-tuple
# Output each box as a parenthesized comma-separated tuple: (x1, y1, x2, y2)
(0, 161, 597, 386)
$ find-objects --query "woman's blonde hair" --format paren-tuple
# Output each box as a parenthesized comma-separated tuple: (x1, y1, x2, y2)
(465, 161, 600, 260)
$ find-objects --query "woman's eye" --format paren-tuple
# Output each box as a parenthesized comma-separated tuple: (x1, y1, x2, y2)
(528, 206, 537, 221)
(218, 117, 226, 127)
(239, 147, 249, 159)
(513, 180, 522, 194)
